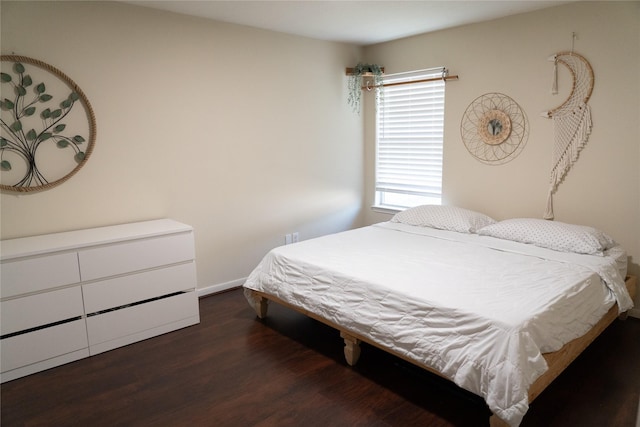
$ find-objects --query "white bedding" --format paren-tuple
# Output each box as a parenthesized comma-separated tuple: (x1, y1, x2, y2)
(243, 222, 633, 426)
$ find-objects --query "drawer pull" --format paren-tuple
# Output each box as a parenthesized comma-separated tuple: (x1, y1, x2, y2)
(0, 316, 83, 340)
(86, 291, 186, 317)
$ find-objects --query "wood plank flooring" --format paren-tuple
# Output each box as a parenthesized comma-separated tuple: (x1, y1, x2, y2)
(2, 288, 639, 426)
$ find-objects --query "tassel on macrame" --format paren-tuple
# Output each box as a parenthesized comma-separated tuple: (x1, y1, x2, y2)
(544, 190, 554, 220)
(551, 57, 558, 95)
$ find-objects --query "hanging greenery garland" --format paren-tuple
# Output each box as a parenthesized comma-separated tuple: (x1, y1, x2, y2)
(347, 63, 384, 114)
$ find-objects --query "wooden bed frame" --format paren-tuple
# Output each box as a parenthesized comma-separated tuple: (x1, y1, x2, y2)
(248, 275, 637, 426)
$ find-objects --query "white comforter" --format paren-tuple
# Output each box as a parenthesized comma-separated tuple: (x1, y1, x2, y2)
(243, 222, 632, 426)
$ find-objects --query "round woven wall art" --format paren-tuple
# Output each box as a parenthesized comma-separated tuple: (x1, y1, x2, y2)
(1, 55, 96, 192)
(460, 92, 528, 165)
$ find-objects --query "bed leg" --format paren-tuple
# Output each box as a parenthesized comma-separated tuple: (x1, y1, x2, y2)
(340, 331, 361, 366)
(252, 295, 269, 319)
(489, 414, 510, 427)
(618, 311, 629, 320)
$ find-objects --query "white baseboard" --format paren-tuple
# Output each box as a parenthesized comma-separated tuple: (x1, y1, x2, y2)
(197, 277, 246, 298)
(628, 308, 640, 319)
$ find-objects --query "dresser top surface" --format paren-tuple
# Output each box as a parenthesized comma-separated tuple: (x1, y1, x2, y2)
(1, 219, 193, 261)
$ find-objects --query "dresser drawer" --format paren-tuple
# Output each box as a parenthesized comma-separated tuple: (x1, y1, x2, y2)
(0, 253, 80, 298)
(78, 232, 195, 281)
(82, 262, 197, 314)
(1, 319, 89, 373)
(86, 291, 199, 353)
(1, 287, 85, 335)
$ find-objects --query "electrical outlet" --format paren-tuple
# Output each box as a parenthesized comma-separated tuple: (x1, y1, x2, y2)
(285, 234, 292, 245)
(292, 232, 299, 243)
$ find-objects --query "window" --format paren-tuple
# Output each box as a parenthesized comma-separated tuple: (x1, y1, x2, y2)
(374, 68, 446, 211)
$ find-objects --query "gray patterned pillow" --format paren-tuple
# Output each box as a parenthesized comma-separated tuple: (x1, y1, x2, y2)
(391, 205, 496, 233)
(477, 218, 616, 254)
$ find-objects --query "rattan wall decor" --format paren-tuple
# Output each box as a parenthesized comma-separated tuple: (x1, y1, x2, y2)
(0, 55, 96, 192)
(460, 92, 529, 165)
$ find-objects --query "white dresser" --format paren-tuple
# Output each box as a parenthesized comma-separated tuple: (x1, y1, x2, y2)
(0, 219, 200, 383)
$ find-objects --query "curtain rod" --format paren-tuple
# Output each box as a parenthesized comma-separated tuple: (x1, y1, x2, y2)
(362, 75, 459, 90)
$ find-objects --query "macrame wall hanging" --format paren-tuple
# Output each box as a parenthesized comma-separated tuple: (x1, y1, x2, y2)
(542, 37, 594, 219)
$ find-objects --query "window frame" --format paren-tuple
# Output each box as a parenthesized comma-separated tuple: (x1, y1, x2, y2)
(373, 68, 446, 212)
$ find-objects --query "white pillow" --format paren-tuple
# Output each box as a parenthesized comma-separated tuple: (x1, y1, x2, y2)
(390, 205, 496, 233)
(477, 218, 616, 255)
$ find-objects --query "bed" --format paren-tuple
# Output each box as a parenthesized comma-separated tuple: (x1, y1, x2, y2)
(242, 206, 636, 427)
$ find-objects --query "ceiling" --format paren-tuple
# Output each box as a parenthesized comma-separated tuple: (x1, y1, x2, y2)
(123, 1, 574, 46)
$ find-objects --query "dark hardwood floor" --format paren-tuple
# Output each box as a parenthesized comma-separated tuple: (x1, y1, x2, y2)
(2, 288, 639, 426)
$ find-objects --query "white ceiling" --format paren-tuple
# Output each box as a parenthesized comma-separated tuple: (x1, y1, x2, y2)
(123, 1, 574, 46)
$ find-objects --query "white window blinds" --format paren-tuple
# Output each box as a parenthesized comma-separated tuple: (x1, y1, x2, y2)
(375, 68, 445, 210)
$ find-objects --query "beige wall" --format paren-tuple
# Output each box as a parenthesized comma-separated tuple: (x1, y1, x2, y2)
(0, 1, 364, 292)
(363, 2, 640, 311)
(2, 1, 639, 313)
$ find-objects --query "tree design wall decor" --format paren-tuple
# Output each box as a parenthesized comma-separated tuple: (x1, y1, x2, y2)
(0, 55, 96, 192)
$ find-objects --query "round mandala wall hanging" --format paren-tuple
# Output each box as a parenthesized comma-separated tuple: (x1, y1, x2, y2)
(460, 92, 528, 165)
(0, 55, 96, 192)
